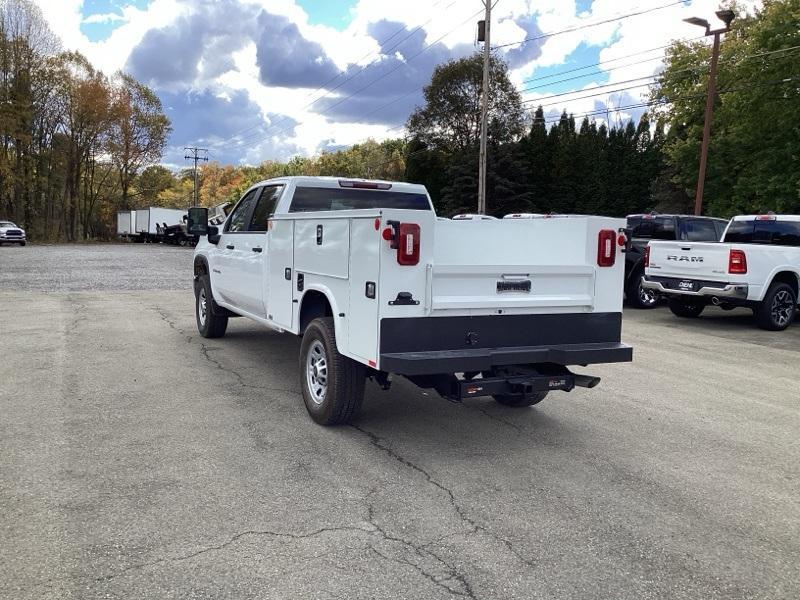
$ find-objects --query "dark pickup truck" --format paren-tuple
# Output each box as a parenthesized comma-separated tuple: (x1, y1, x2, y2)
(625, 214, 728, 308)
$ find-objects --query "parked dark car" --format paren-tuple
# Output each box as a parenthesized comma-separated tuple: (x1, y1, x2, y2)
(624, 213, 728, 308)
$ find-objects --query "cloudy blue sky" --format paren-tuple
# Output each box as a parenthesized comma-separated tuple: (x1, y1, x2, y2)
(35, 0, 759, 168)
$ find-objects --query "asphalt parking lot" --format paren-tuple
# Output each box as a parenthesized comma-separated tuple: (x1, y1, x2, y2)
(1, 244, 798, 600)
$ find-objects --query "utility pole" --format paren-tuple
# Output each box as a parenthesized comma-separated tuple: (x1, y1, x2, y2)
(477, 0, 492, 214)
(184, 146, 208, 207)
(683, 10, 735, 215)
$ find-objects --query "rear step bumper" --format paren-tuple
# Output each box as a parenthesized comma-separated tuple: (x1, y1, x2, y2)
(380, 342, 632, 376)
(642, 276, 748, 299)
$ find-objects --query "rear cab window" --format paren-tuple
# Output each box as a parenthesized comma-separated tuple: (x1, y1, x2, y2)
(724, 218, 800, 246)
(681, 218, 721, 242)
(289, 186, 431, 212)
(630, 216, 676, 240)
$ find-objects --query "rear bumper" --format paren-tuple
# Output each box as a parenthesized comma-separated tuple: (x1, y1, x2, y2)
(378, 312, 631, 375)
(641, 276, 748, 299)
(380, 342, 633, 375)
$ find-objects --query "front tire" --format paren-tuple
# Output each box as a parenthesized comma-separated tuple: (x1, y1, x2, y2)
(195, 275, 228, 338)
(668, 297, 706, 318)
(755, 282, 796, 331)
(300, 317, 365, 425)
(19, 241, 26, 246)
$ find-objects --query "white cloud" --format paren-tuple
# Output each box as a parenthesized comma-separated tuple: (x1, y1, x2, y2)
(33, 0, 765, 164)
(82, 12, 125, 25)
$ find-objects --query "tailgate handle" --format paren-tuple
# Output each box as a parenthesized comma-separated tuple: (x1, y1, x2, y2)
(681, 247, 691, 251)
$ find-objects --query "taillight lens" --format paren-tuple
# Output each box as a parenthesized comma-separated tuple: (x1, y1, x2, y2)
(644, 245, 650, 268)
(397, 223, 420, 266)
(729, 249, 747, 274)
(597, 229, 616, 267)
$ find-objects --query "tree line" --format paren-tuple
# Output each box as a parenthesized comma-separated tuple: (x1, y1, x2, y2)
(2, 0, 796, 240)
(0, 0, 170, 240)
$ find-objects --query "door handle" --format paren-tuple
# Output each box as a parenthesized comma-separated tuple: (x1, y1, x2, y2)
(226, 244, 235, 250)
(252, 247, 263, 253)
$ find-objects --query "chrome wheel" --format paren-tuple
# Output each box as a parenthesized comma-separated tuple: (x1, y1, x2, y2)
(198, 288, 207, 327)
(638, 282, 658, 307)
(305, 340, 328, 405)
(770, 290, 795, 327)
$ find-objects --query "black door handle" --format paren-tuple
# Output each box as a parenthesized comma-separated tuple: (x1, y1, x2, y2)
(226, 244, 235, 250)
(252, 247, 263, 253)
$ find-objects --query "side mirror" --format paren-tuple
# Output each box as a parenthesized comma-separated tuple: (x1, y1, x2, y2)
(208, 225, 220, 245)
(187, 207, 208, 236)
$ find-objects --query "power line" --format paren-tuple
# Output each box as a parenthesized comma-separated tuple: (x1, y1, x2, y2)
(521, 45, 800, 107)
(493, 0, 686, 50)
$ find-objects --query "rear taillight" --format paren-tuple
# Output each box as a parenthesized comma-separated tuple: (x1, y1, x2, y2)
(397, 223, 420, 266)
(644, 245, 650, 268)
(597, 229, 616, 267)
(729, 249, 747, 274)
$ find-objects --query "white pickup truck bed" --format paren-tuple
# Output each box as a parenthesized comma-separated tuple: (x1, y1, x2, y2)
(189, 176, 633, 424)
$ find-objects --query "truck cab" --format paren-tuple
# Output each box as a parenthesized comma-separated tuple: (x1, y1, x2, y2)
(189, 177, 633, 425)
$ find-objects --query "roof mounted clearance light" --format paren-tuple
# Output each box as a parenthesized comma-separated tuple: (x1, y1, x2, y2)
(338, 180, 392, 190)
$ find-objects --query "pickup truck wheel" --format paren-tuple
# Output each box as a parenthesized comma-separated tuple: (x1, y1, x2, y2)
(668, 297, 706, 318)
(627, 274, 658, 309)
(195, 275, 228, 338)
(19, 241, 26, 246)
(755, 282, 797, 331)
(300, 317, 366, 425)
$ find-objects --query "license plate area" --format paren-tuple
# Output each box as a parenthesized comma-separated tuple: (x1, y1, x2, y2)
(678, 280, 695, 291)
(497, 280, 531, 293)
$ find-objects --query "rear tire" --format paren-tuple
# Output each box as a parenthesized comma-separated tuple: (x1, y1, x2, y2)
(300, 317, 365, 425)
(755, 282, 796, 331)
(627, 273, 658, 309)
(493, 391, 549, 407)
(668, 297, 706, 318)
(195, 275, 228, 338)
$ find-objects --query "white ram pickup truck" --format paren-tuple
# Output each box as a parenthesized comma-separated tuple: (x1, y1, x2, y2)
(187, 177, 632, 425)
(642, 214, 800, 330)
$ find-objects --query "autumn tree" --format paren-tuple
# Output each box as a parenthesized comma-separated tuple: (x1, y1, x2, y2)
(107, 72, 171, 210)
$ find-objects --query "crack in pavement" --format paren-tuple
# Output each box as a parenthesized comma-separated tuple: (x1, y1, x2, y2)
(64, 296, 88, 335)
(151, 305, 299, 395)
(362, 488, 477, 599)
(468, 404, 523, 433)
(352, 425, 538, 576)
(94, 525, 373, 584)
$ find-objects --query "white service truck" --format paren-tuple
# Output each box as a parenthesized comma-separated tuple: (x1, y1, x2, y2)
(642, 214, 800, 330)
(188, 177, 633, 425)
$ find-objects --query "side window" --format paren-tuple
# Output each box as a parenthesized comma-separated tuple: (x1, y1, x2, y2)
(225, 189, 259, 233)
(772, 221, 800, 246)
(682, 219, 719, 241)
(248, 185, 283, 233)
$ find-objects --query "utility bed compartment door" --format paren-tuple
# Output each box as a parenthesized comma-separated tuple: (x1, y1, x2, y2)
(294, 219, 350, 279)
(647, 241, 730, 281)
(431, 264, 595, 309)
(431, 219, 597, 310)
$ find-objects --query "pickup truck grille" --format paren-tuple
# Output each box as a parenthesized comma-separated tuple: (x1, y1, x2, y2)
(3, 229, 23, 237)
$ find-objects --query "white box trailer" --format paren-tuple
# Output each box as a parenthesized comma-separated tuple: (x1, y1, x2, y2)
(132, 207, 186, 234)
(116, 211, 132, 235)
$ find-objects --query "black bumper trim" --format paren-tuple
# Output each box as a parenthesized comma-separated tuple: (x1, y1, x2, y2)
(380, 342, 633, 376)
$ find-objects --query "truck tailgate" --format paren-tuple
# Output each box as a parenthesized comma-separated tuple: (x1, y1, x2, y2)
(646, 241, 730, 281)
